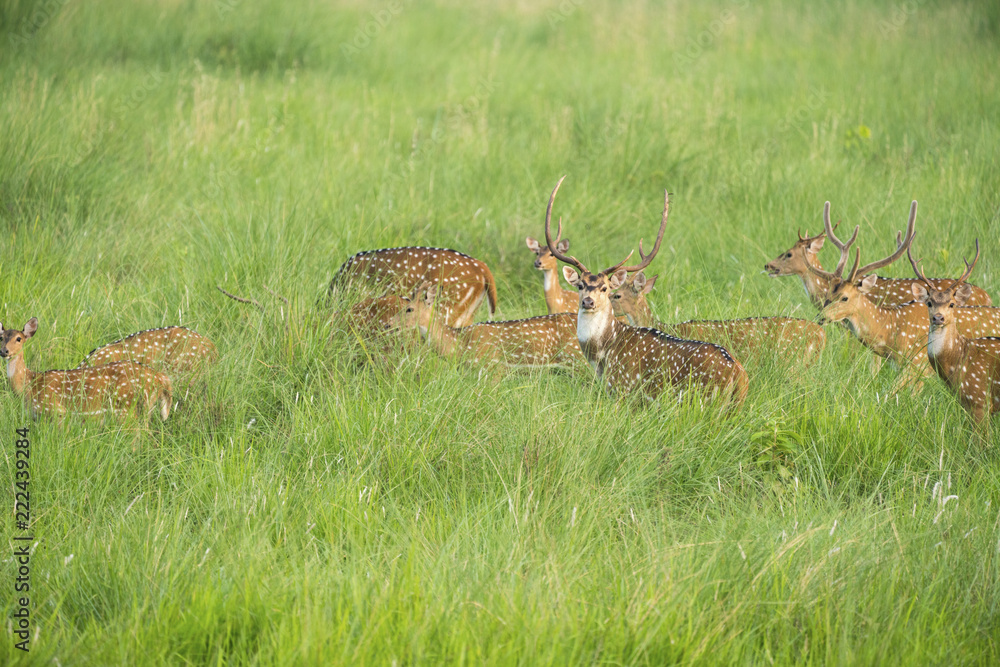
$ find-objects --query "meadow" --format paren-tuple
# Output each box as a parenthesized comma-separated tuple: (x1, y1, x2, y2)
(1, 0, 999, 663)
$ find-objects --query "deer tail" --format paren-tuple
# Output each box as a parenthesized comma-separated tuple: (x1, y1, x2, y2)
(484, 268, 498, 320)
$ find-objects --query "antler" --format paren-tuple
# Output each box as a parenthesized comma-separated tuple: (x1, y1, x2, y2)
(618, 190, 669, 274)
(544, 176, 591, 274)
(851, 201, 918, 282)
(808, 201, 861, 282)
(956, 239, 980, 286)
(907, 234, 933, 289)
(797, 220, 840, 243)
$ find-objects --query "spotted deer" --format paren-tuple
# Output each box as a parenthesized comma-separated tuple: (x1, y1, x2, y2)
(525, 236, 578, 314)
(2, 318, 171, 421)
(909, 241, 1000, 422)
(78, 326, 217, 373)
(327, 247, 498, 327)
(544, 177, 748, 405)
(811, 202, 1000, 392)
(389, 283, 584, 368)
(765, 205, 991, 307)
(612, 272, 826, 365)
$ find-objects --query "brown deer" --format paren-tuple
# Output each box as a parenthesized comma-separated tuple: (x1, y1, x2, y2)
(909, 240, 1000, 422)
(765, 204, 991, 307)
(611, 272, 826, 365)
(2, 318, 171, 421)
(811, 202, 1000, 392)
(77, 326, 217, 373)
(327, 247, 498, 327)
(389, 283, 584, 369)
(544, 177, 749, 405)
(525, 236, 578, 314)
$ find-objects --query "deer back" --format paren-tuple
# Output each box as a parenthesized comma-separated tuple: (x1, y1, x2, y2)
(329, 247, 497, 327)
(459, 313, 583, 366)
(79, 327, 217, 373)
(27, 361, 171, 420)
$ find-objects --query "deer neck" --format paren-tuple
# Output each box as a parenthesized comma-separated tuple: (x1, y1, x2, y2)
(542, 269, 565, 312)
(801, 254, 829, 308)
(422, 321, 460, 357)
(576, 306, 619, 373)
(842, 298, 900, 355)
(926, 323, 966, 383)
(628, 299, 656, 328)
(6, 354, 32, 395)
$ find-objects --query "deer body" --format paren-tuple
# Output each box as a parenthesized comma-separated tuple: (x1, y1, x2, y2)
(613, 272, 826, 364)
(328, 247, 498, 327)
(391, 286, 583, 368)
(911, 241, 1000, 422)
(526, 237, 578, 314)
(2, 319, 171, 421)
(78, 326, 217, 373)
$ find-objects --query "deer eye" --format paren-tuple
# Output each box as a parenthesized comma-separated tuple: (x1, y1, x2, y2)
(949, 303, 955, 308)
(16, 337, 21, 342)
(602, 286, 607, 292)
(841, 296, 848, 302)
(612, 294, 621, 299)
(406, 307, 414, 313)
(785, 253, 792, 258)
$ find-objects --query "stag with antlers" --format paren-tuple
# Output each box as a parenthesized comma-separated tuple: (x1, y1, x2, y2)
(2, 318, 172, 421)
(765, 209, 991, 308)
(910, 241, 1000, 422)
(544, 177, 748, 405)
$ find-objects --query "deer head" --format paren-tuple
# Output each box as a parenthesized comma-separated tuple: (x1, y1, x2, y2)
(544, 176, 668, 316)
(812, 201, 917, 325)
(389, 282, 438, 337)
(610, 272, 658, 325)
(764, 226, 834, 277)
(0, 318, 38, 360)
(909, 238, 980, 330)
(526, 236, 569, 271)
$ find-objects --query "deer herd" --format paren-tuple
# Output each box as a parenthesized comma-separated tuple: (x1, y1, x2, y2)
(3, 176, 1000, 426)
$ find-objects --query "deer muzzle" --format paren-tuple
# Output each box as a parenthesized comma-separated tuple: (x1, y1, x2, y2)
(581, 296, 595, 310)
(931, 313, 945, 326)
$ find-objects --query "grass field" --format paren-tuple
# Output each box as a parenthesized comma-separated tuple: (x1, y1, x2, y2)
(2, 0, 1000, 663)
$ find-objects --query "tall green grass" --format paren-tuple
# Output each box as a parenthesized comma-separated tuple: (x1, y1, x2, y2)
(1, 0, 999, 663)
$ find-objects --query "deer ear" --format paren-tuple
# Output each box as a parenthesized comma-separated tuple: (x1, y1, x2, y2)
(858, 275, 878, 293)
(911, 283, 928, 301)
(23, 318, 38, 338)
(422, 286, 437, 305)
(563, 266, 580, 286)
(807, 237, 825, 253)
(631, 272, 647, 291)
(608, 269, 628, 290)
(954, 283, 974, 306)
(525, 237, 539, 252)
(642, 275, 658, 294)
(556, 239, 570, 253)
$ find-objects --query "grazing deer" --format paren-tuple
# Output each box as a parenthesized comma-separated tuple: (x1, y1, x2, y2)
(2, 318, 171, 421)
(77, 326, 217, 373)
(389, 283, 584, 368)
(765, 206, 991, 307)
(525, 236, 578, 314)
(544, 177, 749, 405)
(909, 241, 1000, 423)
(611, 272, 826, 365)
(327, 247, 498, 327)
